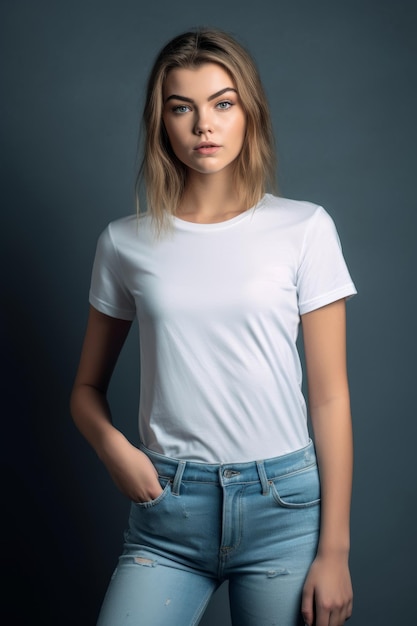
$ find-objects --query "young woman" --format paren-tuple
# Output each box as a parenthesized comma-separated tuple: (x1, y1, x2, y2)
(71, 28, 356, 626)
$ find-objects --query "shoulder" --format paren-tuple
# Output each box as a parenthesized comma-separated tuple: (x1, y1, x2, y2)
(98, 212, 153, 248)
(106, 213, 142, 238)
(259, 194, 330, 228)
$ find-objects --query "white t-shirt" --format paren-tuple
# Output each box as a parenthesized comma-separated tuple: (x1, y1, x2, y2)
(89, 194, 356, 463)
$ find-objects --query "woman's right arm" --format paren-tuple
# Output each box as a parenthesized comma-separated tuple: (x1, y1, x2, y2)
(70, 305, 163, 503)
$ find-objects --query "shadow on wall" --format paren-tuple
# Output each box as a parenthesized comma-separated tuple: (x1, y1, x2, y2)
(1, 287, 233, 625)
(1, 294, 108, 625)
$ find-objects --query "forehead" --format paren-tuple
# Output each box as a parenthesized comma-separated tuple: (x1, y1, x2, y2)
(163, 63, 235, 98)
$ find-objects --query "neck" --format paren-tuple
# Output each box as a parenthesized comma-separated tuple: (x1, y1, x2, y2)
(176, 170, 246, 224)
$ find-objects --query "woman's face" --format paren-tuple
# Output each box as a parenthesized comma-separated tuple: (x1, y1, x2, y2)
(162, 63, 246, 177)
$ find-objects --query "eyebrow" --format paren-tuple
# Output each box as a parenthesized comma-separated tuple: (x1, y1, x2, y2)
(164, 87, 237, 104)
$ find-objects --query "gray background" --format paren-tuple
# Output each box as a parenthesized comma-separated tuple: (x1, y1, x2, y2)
(1, 0, 415, 624)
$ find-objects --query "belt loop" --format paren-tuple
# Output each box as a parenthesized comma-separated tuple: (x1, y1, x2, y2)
(172, 460, 186, 495)
(256, 460, 270, 496)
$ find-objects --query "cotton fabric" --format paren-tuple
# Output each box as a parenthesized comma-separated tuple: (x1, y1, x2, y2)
(89, 194, 356, 463)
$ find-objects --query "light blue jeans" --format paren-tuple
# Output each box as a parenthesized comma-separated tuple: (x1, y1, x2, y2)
(97, 440, 320, 625)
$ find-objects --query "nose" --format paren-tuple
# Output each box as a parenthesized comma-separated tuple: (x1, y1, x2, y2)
(194, 109, 213, 135)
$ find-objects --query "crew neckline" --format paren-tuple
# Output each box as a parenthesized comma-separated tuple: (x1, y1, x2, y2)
(172, 195, 268, 231)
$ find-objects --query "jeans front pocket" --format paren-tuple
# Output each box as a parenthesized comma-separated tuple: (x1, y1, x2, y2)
(126, 476, 193, 552)
(270, 464, 321, 509)
(133, 477, 171, 509)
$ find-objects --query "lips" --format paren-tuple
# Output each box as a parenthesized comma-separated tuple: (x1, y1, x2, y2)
(194, 142, 221, 155)
(194, 142, 221, 150)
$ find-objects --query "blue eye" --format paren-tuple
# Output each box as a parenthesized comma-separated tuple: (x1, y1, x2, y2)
(172, 105, 190, 114)
(216, 101, 232, 110)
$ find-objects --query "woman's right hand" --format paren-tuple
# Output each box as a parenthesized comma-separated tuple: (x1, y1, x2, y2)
(98, 429, 164, 503)
(70, 309, 164, 503)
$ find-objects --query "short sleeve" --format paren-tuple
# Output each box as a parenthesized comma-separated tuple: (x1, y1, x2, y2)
(297, 206, 357, 315)
(88, 225, 136, 320)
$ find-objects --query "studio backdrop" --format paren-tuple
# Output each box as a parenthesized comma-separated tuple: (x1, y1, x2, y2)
(1, 1, 416, 624)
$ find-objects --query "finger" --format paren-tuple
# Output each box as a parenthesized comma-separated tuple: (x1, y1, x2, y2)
(339, 601, 353, 624)
(328, 608, 342, 626)
(346, 598, 353, 620)
(331, 594, 354, 625)
(301, 586, 315, 626)
(314, 603, 331, 626)
(328, 603, 350, 626)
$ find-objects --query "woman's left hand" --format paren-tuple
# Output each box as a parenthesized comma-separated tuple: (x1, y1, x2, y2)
(301, 553, 353, 626)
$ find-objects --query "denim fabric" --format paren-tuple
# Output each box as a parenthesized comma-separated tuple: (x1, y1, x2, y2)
(97, 440, 320, 626)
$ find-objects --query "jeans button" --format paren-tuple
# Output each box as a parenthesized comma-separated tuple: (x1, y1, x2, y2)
(223, 469, 240, 478)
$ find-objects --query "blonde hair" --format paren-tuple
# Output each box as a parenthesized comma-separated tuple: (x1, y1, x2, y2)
(137, 28, 277, 230)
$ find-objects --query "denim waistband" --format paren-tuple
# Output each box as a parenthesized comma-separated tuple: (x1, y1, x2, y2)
(140, 440, 316, 495)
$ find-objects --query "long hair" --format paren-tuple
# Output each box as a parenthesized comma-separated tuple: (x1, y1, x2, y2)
(137, 28, 277, 231)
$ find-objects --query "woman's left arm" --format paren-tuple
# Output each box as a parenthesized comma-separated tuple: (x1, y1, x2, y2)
(300, 299, 354, 626)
